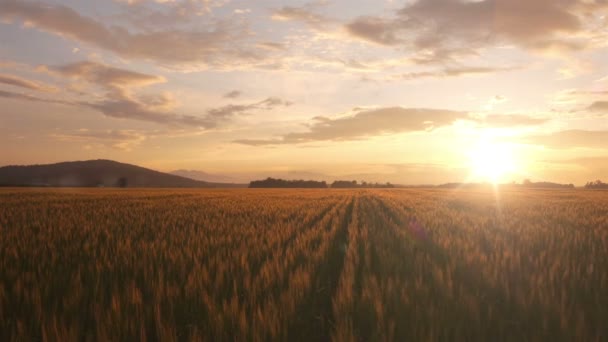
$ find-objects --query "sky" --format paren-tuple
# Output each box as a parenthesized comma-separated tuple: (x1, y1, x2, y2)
(0, 0, 607, 185)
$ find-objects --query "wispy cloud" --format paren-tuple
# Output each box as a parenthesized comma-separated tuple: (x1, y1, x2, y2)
(50, 129, 147, 151)
(234, 105, 550, 146)
(223, 90, 242, 99)
(479, 114, 549, 127)
(235, 107, 468, 145)
(51, 61, 166, 88)
(6, 61, 291, 128)
(525, 130, 608, 149)
(0, 89, 68, 105)
(272, 4, 334, 31)
(207, 97, 291, 119)
(0, 0, 261, 68)
(0, 73, 55, 92)
(392, 65, 520, 81)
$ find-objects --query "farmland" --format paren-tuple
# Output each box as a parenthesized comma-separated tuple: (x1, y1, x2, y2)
(0, 188, 607, 341)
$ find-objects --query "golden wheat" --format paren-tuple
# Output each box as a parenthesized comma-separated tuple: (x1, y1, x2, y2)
(0, 188, 606, 341)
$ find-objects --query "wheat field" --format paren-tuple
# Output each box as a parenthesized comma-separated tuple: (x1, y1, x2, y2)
(0, 188, 607, 341)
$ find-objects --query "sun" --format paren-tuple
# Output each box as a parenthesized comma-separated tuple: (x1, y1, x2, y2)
(467, 139, 518, 184)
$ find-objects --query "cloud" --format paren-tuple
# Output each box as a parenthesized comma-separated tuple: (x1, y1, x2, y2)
(81, 97, 214, 127)
(588, 101, 608, 113)
(478, 114, 549, 127)
(344, 0, 605, 62)
(257, 42, 285, 50)
(0, 89, 207, 129)
(552, 88, 608, 107)
(234, 107, 467, 145)
(561, 156, 608, 173)
(138, 92, 178, 111)
(79, 94, 289, 128)
(206, 97, 291, 119)
(565, 89, 608, 97)
(0, 73, 55, 92)
(52, 61, 165, 88)
(557, 58, 594, 79)
(272, 5, 333, 31)
(0, 0, 260, 67)
(0, 86, 208, 127)
(525, 130, 608, 149)
(47, 61, 212, 126)
(0, 89, 69, 105)
(223, 90, 242, 98)
(115, 0, 231, 35)
(50, 129, 147, 151)
(3, 61, 291, 128)
(393, 65, 519, 80)
(346, 16, 402, 46)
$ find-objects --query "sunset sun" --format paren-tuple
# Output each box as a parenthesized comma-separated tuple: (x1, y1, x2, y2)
(468, 139, 518, 184)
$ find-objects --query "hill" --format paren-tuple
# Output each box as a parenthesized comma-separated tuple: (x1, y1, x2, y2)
(0, 159, 243, 188)
(170, 169, 238, 184)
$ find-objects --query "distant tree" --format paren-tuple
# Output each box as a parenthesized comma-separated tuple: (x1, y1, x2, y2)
(521, 180, 574, 189)
(330, 180, 395, 188)
(331, 180, 357, 188)
(249, 178, 328, 188)
(585, 180, 608, 189)
(117, 177, 128, 188)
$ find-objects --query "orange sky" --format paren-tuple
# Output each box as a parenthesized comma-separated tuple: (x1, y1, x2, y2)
(1, 0, 607, 184)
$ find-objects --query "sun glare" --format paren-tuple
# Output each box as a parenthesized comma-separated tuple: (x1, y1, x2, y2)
(468, 139, 518, 184)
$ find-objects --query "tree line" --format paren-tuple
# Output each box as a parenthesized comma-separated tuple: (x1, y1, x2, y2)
(584, 180, 608, 189)
(249, 178, 395, 188)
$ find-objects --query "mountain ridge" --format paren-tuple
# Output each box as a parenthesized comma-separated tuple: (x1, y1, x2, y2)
(0, 159, 245, 188)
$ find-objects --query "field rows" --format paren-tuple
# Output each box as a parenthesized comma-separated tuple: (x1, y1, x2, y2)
(0, 188, 607, 340)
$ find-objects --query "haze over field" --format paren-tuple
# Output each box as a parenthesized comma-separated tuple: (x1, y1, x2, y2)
(1, 0, 608, 184)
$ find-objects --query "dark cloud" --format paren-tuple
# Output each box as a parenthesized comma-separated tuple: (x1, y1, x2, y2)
(346, 16, 403, 46)
(525, 130, 608, 149)
(80, 97, 214, 127)
(206, 97, 291, 119)
(588, 101, 608, 113)
(234, 107, 467, 145)
(0, 0, 261, 67)
(0, 73, 55, 92)
(223, 90, 242, 99)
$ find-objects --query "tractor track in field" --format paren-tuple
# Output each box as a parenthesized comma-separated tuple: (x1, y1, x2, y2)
(287, 195, 356, 341)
